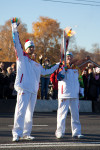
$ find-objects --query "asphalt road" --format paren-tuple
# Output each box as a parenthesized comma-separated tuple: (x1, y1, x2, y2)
(0, 112, 100, 150)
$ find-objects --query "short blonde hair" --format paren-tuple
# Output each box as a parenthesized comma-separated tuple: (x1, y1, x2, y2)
(7, 67, 12, 72)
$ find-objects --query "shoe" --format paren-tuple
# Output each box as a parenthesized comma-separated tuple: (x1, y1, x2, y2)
(73, 134, 84, 139)
(77, 135, 84, 139)
(56, 135, 64, 139)
(55, 133, 64, 139)
(21, 135, 35, 140)
(12, 135, 19, 142)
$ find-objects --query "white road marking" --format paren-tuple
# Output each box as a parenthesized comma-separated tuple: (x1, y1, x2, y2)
(0, 142, 100, 149)
(8, 125, 48, 127)
(33, 125, 48, 127)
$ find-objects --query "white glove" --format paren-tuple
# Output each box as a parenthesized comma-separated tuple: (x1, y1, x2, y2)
(11, 18, 18, 32)
(79, 87, 84, 97)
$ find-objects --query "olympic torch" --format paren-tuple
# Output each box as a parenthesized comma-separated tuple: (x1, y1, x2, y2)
(61, 27, 75, 67)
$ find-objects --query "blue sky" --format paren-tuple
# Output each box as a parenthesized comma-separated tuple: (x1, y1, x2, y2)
(1, 0, 100, 52)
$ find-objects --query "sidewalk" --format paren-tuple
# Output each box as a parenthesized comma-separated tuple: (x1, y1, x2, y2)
(0, 99, 92, 113)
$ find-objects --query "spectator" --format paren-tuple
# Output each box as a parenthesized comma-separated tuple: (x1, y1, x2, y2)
(0, 62, 4, 72)
(2, 69, 8, 99)
(87, 67, 100, 112)
(32, 53, 37, 61)
(11, 63, 16, 74)
(0, 62, 6, 98)
(50, 69, 59, 99)
(88, 63, 94, 74)
(41, 59, 51, 99)
(94, 67, 100, 101)
(82, 69, 88, 99)
(6, 67, 16, 99)
(87, 67, 100, 101)
(10, 63, 17, 98)
(39, 55, 43, 65)
(0, 71, 5, 99)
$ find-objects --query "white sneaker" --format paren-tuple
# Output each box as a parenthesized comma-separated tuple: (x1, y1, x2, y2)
(73, 134, 84, 139)
(55, 133, 64, 139)
(12, 135, 19, 142)
(77, 135, 84, 139)
(21, 135, 35, 140)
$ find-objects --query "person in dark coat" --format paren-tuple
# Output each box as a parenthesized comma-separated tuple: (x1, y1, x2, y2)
(88, 68, 100, 101)
(6, 67, 16, 99)
(82, 69, 88, 100)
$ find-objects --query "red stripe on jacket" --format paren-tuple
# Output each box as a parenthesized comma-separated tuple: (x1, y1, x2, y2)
(61, 85, 63, 94)
(20, 74, 23, 83)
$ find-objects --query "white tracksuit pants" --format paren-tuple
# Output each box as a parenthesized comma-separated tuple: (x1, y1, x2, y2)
(55, 99, 81, 137)
(12, 89, 37, 137)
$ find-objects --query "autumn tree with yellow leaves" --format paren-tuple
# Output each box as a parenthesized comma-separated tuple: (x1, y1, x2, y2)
(32, 16, 62, 64)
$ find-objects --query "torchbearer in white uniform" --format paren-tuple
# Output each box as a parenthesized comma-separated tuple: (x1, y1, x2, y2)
(11, 18, 60, 142)
(55, 51, 84, 139)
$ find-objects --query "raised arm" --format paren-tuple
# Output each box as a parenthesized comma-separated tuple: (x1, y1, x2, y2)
(11, 18, 23, 60)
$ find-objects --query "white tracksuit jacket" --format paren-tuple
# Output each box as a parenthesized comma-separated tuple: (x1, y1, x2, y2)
(12, 23, 60, 94)
(58, 67, 79, 99)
